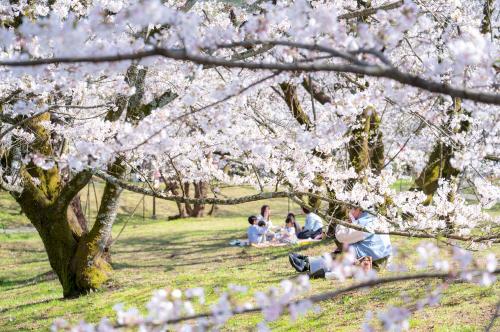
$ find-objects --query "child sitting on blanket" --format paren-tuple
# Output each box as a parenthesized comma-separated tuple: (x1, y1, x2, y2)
(279, 215, 298, 244)
(247, 216, 266, 244)
(286, 213, 302, 235)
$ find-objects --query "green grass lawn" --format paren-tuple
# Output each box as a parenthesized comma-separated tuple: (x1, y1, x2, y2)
(0, 184, 499, 331)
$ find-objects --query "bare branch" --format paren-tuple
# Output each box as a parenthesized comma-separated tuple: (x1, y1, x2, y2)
(338, 0, 404, 20)
(485, 155, 499, 162)
(55, 170, 94, 211)
(94, 169, 291, 204)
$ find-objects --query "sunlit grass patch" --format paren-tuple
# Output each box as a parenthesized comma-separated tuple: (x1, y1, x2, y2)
(0, 185, 499, 331)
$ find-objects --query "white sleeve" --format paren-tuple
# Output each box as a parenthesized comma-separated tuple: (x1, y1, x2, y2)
(335, 224, 367, 244)
(316, 215, 323, 229)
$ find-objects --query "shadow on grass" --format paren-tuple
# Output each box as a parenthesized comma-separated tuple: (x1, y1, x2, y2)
(2, 246, 46, 254)
(112, 229, 334, 273)
(0, 296, 60, 313)
(0, 270, 56, 291)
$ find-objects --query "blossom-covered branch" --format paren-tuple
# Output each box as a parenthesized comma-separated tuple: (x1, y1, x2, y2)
(1, 47, 498, 105)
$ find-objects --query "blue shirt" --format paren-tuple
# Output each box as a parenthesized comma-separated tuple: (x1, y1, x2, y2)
(303, 212, 323, 232)
(247, 224, 266, 244)
(351, 212, 392, 261)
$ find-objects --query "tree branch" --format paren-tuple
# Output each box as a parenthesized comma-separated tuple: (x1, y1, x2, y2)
(1, 47, 498, 105)
(485, 155, 499, 162)
(0, 169, 23, 194)
(55, 170, 94, 211)
(302, 77, 333, 105)
(94, 169, 291, 204)
(115, 268, 500, 328)
(94, 170, 499, 243)
(338, 0, 404, 20)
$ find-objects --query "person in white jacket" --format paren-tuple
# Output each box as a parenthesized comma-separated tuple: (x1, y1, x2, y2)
(296, 207, 323, 239)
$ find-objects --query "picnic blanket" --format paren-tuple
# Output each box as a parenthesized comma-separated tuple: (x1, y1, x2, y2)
(229, 238, 321, 247)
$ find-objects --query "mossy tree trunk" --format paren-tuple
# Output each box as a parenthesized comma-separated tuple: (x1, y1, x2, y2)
(413, 9, 490, 206)
(7, 113, 101, 297)
(481, 0, 493, 34)
(71, 159, 125, 292)
(13, 163, 123, 297)
(347, 106, 384, 175)
(412, 98, 469, 205)
(1, 63, 173, 297)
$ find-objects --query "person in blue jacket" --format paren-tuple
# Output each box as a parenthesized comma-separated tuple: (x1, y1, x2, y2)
(289, 206, 392, 275)
(335, 207, 392, 269)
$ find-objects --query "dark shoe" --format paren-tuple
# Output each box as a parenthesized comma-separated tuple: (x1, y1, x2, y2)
(295, 253, 308, 260)
(288, 253, 308, 272)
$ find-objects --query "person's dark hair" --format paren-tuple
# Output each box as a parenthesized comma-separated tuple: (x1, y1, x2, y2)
(257, 220, 266, 227)
(248, 215, 257, 225)
(260, 205, 270, 217)
(301, 206, 310, 214)
(287, 213, 301, 234)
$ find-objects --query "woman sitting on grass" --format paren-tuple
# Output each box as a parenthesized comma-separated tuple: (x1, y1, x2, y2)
(257, 205, 278, 240)
(335, 206, 392, 270)
(257, 205, 279, 230)
(296, 207, 323, 239)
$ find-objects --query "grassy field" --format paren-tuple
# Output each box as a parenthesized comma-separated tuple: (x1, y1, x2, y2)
(0, 182, 499, 331)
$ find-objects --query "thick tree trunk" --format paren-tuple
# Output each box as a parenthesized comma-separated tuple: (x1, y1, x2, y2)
(166, 180, 209, 218)
(5, 112, 110, 298)
(15, 191, 110, 298)
(190, 181, 209, 217)
(70, 194, 88, 233)
(71, 160, 125, 291)
(1, 60, 170, 297)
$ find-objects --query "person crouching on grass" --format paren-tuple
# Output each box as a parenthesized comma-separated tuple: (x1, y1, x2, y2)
(288, 206, 392, 277)
(335, 206, 392, 270)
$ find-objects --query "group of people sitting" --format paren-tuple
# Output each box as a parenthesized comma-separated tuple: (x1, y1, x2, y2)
(247, 205, 324, 245)
(247, 204, 393, 276)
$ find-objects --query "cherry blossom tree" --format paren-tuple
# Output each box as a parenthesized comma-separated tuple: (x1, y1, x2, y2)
(0, 0, 498, 305)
